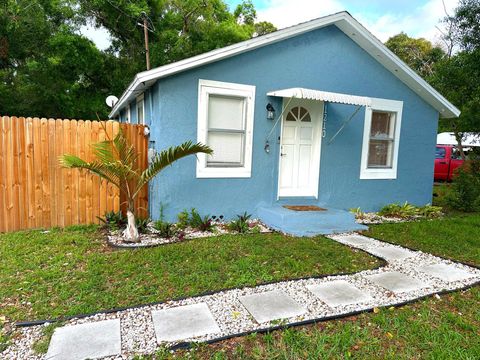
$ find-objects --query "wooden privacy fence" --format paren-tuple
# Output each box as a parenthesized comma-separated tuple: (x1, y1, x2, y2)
(0, 117, 149, 233)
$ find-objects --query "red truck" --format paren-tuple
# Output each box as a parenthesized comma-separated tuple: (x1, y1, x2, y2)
(434, 145, 465, 181)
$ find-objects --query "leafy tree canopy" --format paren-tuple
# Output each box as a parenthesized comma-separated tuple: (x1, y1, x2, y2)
(0, 0, 276, 119)
(385, 32, 445, 78)
(433, 0, 480, 138)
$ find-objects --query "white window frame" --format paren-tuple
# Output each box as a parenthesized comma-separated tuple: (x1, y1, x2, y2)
(136, 94, 145, 125)
(197, 79, 256, 178)
(360, 98, 403, 180)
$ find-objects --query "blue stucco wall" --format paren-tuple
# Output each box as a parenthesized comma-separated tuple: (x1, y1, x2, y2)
(123, 25, 438, 221)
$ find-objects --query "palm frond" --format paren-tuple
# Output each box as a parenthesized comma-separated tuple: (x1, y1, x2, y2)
(60, 155, 120, 186)
(134, 141, 212, 196)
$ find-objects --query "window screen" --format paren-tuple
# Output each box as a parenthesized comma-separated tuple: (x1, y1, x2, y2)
(206, 95, 246, 167)
(367, 111, 396, 168)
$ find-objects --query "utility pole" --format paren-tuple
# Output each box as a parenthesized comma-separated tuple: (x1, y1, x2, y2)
(141, 12, 151, 70)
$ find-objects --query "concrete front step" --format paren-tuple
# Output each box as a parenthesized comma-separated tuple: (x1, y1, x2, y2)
(258, 205, 368, 236)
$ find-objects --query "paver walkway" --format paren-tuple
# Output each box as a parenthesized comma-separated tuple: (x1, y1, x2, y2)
(7, 234, 480, 360)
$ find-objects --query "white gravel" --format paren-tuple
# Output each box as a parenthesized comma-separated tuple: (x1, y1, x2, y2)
(354, 212, 440, 225)
(2, 233, 479, 360)
(107, 219, 271, 248)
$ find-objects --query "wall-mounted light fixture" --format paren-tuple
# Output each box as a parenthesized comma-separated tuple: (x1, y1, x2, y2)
(266, 103, 275, 120)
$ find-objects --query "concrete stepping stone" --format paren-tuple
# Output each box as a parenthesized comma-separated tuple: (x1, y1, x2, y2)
(239, 290, 306, 323)
(337, 234, 377, 247)
(368, 246, 415, 261)
(418, 263, 475, 282)
(152, 303, 220, 342)
(307, 280, 373, 307)
(366, 271, 429, 293)
(46, 319, 121, 360)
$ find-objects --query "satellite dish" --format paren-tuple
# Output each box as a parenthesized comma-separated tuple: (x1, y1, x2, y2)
(105, 95, 119, 108)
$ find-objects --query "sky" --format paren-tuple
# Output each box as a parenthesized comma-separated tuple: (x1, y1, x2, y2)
(81, 0, 459, 51)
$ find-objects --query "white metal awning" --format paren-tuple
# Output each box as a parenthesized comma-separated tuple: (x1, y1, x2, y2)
(267, 88, 372, 107)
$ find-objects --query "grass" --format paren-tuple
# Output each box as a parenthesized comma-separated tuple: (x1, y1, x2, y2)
(0, 226, 378, 323)
(31, 322, 61, 354)
(365, 213, 480, 266)
(2, 191, 479, 358)
(143, 212, 480, 360)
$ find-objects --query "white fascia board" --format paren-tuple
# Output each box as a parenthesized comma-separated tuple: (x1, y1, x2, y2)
(109, 12, 459, 119)
(109, 12, 346, 118)
(335, 18, 460, 118)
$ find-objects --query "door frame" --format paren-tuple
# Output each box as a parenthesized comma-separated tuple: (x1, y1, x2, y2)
(277, 98, 323, 199)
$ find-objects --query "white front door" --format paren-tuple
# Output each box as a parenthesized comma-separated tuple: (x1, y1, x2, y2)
(278, 99, 323, 198)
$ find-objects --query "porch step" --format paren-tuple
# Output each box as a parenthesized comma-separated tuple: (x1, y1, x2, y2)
(258, 205, 368, 237)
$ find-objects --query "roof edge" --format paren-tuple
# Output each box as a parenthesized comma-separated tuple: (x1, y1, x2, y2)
(109, 11, 460, 119)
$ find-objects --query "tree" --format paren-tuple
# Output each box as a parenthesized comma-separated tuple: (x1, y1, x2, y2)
(254, 21, 277, 36)
(1, 0, 275, 119)
(61, 130, 212, 241)
(234, 0, 257, 26)
(431, 0, 480, 159)
(385, 33, 445, 79)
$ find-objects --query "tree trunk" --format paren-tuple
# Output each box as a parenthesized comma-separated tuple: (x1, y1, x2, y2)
(123, 210, 139, 242)
(454, 131, 467, 160)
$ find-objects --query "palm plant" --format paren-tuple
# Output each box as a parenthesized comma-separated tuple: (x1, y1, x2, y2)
(60, 130, 212, 242)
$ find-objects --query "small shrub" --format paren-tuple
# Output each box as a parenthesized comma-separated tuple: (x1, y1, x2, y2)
(135, 217, 151, 234)
(378, 202, 417, 218)
(228, 212, 252, 233)
(97, 211, 126, 230)
(153, 220, 176, 238)
(417, 204, 443, 218)
(177, 209, 190, 229)
(189, 208, 215, 232)
(446, 160, 480, 212)
(349, 207, 366, 219)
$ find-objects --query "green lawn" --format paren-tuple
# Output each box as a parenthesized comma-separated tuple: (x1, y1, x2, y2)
(148, 213, 480, 360)
(2, 212, 479, 359)
(365, 213, 480, 266)
(0, 226, 378, 322)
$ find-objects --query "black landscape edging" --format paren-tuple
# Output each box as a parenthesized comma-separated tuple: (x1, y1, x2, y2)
(15, 233, 479, 329)
(15, 256, 387, 327)
(359, 229, 480, 270)
(169, 279, 480, 351)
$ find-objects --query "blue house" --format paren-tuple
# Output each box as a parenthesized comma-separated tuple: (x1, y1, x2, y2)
(109, 12, 459, 236)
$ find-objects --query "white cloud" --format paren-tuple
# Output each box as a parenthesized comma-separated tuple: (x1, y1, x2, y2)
(79, 24, 112, 51)
(257, 0, 459, 45)
(78, 0, 459, 51)
(353, 0, 458, 44)
(256, 0, 345, 28)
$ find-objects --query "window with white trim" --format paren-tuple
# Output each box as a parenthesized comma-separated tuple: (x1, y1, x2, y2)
(197, 79, 256, 178)
(136, 94, 145, 124)
(360, 98, 403, 179)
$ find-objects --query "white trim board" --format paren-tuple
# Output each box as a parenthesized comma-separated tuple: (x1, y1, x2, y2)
(196, 79, 256, 178)
(109, 12, 459, 120)
(360, 98, 403, 180)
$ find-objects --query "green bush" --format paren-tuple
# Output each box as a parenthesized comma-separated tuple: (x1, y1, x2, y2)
(189, 208, 215, 232)
(97, 211, 126, 231)
(378, 202, 418, 218)
(417, 204, 443, 218)
(176, 209, 190, 229)
(153, 220, 177, 238)
(228, 212, 252, 233)
(378, 202, 443, 219)
(446, 160, 480, 212)
(135, 217, 151, 234)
